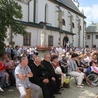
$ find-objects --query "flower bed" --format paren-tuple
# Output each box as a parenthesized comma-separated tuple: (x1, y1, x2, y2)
(36, 45, 51, 51)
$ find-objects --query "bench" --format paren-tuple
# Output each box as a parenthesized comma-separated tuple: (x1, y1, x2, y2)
(26, 88, 31, 98)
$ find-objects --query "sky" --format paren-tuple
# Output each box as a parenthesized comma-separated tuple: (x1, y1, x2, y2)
(78, 0, 98, 26)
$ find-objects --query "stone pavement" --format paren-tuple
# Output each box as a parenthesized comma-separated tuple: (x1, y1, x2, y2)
(0, 78, 98, 98)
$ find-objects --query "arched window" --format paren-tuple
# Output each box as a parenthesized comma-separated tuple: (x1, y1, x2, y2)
(62, 19, 66, 26)
(45, 4, 48, 23)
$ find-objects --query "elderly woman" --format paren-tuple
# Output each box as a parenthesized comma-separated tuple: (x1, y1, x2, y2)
(67, 53, 84, 88)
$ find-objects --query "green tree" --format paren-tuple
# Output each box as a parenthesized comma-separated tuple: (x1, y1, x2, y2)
(0, 0, 27, 54)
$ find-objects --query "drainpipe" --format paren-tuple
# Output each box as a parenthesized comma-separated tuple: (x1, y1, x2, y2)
(83, 19, 84, 47)
(68, 12, 73, 46)
(78, 19, 80, 47)
(28, 0, 32, 22)
(76, 15, 80, 47)
(33, 0, 36, 23)
(28, 2, 29, 22)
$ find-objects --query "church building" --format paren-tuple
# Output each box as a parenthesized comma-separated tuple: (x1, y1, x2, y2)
(5, 0, 86, 48)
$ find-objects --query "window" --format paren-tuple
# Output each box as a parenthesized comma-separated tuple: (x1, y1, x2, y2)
(23, 33, 31, 46)
(85, 45, 89, 48)
(87, 35, 90, 39)
(95, 35, 98, 39)
(48, 35, 53, 46)
(80, 25, 81, 30)
(62, 19, 65, 26)
(72, 22, 75, 28)
(93, 45, 96, 48)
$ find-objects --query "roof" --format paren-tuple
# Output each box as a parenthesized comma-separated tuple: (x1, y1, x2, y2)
(86, 23, 98, 33)
(54, 0, 86, 18)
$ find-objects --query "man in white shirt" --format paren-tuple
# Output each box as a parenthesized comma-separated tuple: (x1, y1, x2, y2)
(15, 56, 42, 98)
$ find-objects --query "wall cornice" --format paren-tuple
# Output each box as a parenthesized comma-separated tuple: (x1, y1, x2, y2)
(17, 20, 75, 35)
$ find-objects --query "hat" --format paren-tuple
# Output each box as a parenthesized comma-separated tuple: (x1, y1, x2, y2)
(71, 53, 79, 58)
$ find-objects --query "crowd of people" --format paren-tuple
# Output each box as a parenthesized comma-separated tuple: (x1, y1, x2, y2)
(0, 45, 98, 98)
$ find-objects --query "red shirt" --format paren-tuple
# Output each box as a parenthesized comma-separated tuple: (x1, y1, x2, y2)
(0, 62, 8, 71)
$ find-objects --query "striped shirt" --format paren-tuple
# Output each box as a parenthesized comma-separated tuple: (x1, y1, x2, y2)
(67, 60, 78, 73)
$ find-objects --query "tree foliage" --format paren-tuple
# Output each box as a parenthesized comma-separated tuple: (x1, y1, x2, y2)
(0, 0, 27, 53)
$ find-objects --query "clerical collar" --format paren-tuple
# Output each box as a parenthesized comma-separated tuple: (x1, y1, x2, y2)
(34, 62, 39, 67)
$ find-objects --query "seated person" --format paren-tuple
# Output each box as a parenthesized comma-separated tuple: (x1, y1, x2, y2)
(13, 57, 20, 67)
(41, 54, 61, 94)
(75, 55, 89, 73)
(15, 56, 42, 98)
(59, 54, 68, 74)
(91, 61, 98, 74)
(51, 55, 62, 93)
(6, 57, 16, 86)
(29, 57, 54, 98)
(0, 70, 6, 91)
(0, 53, 10, 87)
(28, 54, 37, 67)
(67, 53, 84, 88)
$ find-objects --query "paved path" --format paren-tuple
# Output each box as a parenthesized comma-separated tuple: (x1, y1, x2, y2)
(0, 79, 98, 98)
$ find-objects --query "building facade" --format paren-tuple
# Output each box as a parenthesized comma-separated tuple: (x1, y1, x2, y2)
(86, 23, 98, 48)
(5, 0, 86, 48)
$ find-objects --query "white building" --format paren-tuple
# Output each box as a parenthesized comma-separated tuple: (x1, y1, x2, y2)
(86, 23, 98, 48)
(5, 0, 86, 48)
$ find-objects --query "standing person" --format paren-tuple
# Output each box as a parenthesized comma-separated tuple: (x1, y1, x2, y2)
(13, 45, 20, 59)
(5, 45, 11, 58)
(15, 56, 42, 98)
(18, 45, 25, 57)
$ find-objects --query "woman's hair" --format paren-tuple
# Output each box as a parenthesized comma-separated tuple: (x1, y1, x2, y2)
(0, 52, 7, 58)
(51, 55, 58, 61)
(71, 53, 79, 58)
(90, 61, 97, 66)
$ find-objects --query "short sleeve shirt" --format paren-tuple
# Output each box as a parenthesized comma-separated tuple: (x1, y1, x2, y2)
(68, 60, 78, 73)
(15, 64, 32, 88)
